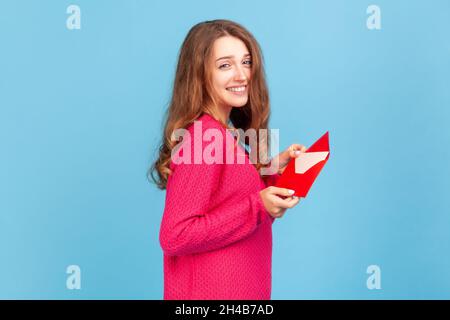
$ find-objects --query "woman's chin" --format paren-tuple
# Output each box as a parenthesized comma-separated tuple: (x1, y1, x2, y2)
(228, 98, 248, 108)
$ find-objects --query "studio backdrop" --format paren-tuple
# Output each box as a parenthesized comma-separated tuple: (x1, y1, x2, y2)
(1, 0, 449, 299)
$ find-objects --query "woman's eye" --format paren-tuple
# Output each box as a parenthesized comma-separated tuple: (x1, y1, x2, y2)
(219, 60, 251, 69)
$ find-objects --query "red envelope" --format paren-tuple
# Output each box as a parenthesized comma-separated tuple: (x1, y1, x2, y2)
(275, 131, 330, 197)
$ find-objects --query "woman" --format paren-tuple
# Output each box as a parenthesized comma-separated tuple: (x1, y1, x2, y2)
(150, 19, 306, 300)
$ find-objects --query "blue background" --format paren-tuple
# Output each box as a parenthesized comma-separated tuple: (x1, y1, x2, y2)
(1, 0, 449, 299)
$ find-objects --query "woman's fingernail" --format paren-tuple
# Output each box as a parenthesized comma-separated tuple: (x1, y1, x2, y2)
(295, 151, 301, 156)
(288, 190, 295, 195)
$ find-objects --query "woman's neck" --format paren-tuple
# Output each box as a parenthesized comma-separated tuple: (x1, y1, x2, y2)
(204, 105, 232, 125)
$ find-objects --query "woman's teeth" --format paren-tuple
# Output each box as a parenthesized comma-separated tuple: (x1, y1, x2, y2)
(226, 86, 246, 92)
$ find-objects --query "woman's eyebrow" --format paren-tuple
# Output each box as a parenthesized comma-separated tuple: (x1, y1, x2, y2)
(216, 53, 251, 62)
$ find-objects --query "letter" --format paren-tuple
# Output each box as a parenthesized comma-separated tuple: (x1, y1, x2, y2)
(366, 5, 381, 30)
(225, 129, 236, 164)
(66, 5, 81, 30)
(366, 264, 382, 289)
(203, 307, 209, 318)
(171, 128, 191, 164)
(260, 129, 280, 175)
(203, 128, 223, 164)
(194, 120, 203, 164)
(66, 265, 81, 290)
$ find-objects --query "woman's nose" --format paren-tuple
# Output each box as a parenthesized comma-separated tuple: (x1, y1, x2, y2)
(234, 65, 247, 81)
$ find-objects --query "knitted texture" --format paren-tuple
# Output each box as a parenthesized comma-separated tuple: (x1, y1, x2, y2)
(159, 113, 280, 300)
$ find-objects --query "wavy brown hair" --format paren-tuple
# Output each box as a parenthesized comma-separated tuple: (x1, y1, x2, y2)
(149, 19, 272, 190)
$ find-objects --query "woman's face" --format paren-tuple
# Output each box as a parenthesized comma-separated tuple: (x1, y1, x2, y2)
(209, 36, 252, 120)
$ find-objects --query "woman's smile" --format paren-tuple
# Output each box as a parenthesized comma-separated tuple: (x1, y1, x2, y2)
(226, 85, 247, 96)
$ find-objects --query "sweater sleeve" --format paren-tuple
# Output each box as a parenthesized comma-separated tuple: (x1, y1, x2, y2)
(159, 158, 270, 257)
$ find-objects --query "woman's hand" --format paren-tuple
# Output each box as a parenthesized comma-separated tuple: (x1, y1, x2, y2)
(259, 186, 301, 218)
(271, 143, 307, 175)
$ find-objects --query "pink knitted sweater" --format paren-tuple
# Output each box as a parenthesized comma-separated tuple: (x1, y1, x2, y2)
(159, 113, 280, 300)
